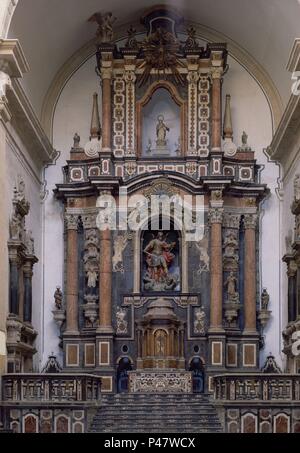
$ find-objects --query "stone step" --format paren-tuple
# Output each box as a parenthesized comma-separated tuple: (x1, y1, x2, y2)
(89, 393, 223, 433)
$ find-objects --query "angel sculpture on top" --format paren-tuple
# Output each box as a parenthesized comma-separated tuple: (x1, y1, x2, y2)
(88, 12, 116, 44)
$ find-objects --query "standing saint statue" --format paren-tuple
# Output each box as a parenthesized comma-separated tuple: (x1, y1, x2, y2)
(224, 271, 238, 301)
(156, 115, 169, 147)
(143, 232, 177, 290)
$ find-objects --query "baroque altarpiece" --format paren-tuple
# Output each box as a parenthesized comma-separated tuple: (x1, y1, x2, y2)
(48, 6, 272, 394)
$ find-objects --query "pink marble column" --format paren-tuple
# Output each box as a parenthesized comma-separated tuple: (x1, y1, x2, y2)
(209, 207, 224, 330)
(65, 214, 79, 334)
(243, 214, 258, 334)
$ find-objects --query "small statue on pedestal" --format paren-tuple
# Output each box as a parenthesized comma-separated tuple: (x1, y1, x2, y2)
(54, 287, 63, 310)
(261, 288, 270, 311)
(156, 115, 170, 148)
(224, 271, 238, 301)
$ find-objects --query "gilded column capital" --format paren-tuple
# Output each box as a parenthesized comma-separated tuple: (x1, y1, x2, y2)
(210, 67, 223, 80)
(65, 213, 78, 230)
(101, 67, 113, 80)
(243, 213, 258, 229)
(208, 207, 224, 224)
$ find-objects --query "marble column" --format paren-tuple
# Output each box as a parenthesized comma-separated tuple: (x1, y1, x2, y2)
(65, 214, 79, 334)
(101, 66, 112, 152)
(243, 214, 258, 333)
(211, 69, 222, 151)
(287, 260, 297, 323)
(9, 253, 19, 316)
(98, 225, 113, 332)
(209, 207, 224, 330)
(23, 261, 33, 323)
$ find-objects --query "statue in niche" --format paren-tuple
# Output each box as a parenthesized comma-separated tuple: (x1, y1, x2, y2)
(25, 230, 34, 255)
(156, 115, 169, 148)
(116, 307, 128, 335)
(196, 226, 210, 274)
(86, 263, 99, 289)
(224, 230, 238, 257)
(194, 307, 206, 335)
(10, 213, 21, 240)
(54, 287, 63, 310)
(294, 174, 300, 201)
(224, 272, 239, 301)
(261, 288, 270, 311)
(155, 330, 167, 356)
(143, 232, 179, 291)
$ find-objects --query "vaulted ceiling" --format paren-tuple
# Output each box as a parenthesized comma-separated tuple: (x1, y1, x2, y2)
(8, 0, 300, 122)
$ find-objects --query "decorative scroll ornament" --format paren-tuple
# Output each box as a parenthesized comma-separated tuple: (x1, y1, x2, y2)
(194, 307, 206, 334)
(112, 232, 133, 273)
(195, 227, 210, 274)
(183, 26, 200, 50)
(223, 229, 239, 271)
(137, 28, 185, 87)
(261, 353, 281, 373)
(125, 25, 140, 50)
(116, 307, 128, 335)
(88, 12, 117, 44)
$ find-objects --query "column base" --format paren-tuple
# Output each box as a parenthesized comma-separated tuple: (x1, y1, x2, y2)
(96, 326, 114, 334)
(242, 329, 258, 336)
(208, 326, 225, 334)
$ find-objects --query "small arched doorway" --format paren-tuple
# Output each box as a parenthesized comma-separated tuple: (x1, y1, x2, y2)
(117, 357, 132, 393)
(189, 357, 205, 393)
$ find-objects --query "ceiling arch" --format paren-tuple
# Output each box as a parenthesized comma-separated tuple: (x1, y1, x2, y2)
(7, 0, 300, 138)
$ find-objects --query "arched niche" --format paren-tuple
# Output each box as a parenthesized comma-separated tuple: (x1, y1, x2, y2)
(136, 80, 187, 158)
(133, 213, 188, 294)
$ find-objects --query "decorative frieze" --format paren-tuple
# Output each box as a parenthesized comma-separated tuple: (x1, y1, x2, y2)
(187, 70, 199, 155)
(198, 74, 210, 157)
(124, 69, 136, 156)
(113, 74, 126, 157)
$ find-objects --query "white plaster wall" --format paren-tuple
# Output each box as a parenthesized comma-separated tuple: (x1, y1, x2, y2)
(223, 57, 281, 367)
(5, 123, 43, 371)
(45, 52, 281, 368)
(42, 58, 100, 365)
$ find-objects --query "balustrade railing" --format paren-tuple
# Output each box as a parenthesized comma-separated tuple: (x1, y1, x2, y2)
(213, 374, 300, 402)
(1, 374, 102, 403)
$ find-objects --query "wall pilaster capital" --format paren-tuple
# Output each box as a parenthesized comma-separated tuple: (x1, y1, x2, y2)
(243, 213, 258, 229)
(223, 213, 241, 229)
(208, 207, 224, 224)
(65, 213, 78, 230)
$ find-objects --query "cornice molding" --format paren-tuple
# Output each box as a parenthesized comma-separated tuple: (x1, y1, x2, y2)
(8, 79, 57, 164)
(0, 38, 29, 77)
(41, 20, 283, 143)
(268, 39, 300, 177)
